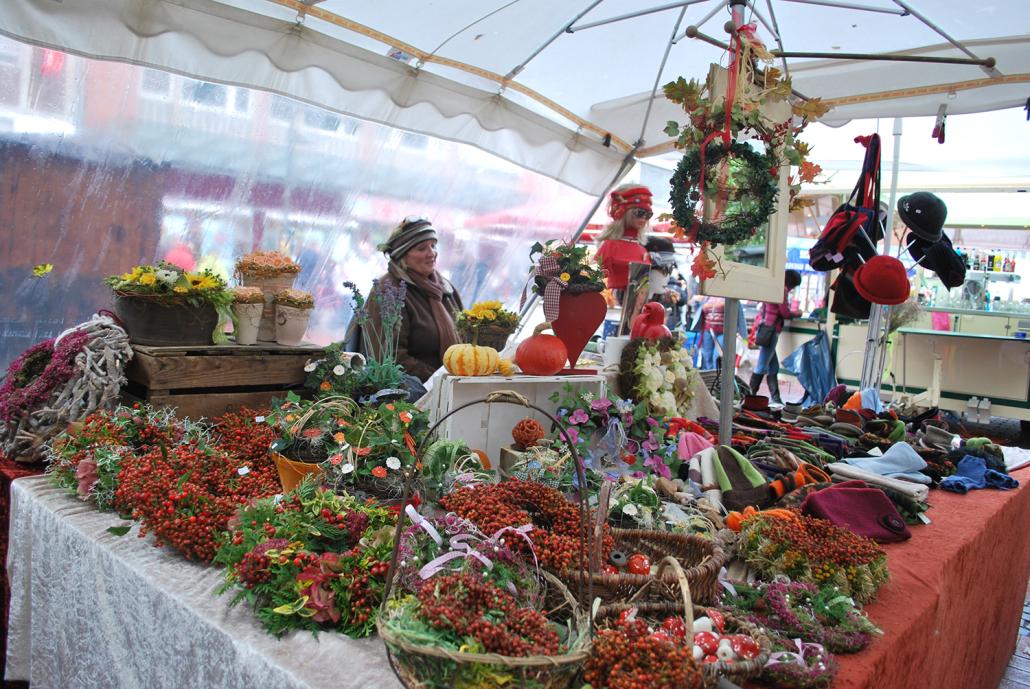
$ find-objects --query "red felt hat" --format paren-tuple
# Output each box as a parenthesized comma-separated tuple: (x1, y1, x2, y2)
(608, 185, 653, 220)
(853, 255, 910, 305)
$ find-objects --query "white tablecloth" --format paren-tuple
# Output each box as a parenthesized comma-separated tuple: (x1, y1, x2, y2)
(5, 476, 403, 689)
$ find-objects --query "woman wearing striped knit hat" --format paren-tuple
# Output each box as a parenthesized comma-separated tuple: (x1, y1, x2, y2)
(365, 216, 463, 382)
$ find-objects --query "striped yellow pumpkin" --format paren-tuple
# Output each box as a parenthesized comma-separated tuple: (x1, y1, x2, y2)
(443, 344, 500, 376)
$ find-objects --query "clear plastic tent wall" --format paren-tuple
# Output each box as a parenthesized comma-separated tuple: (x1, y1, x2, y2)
(0, 37, 597, 368)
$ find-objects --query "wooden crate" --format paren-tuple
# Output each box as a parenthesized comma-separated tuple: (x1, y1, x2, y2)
(122, 342, 324, 419)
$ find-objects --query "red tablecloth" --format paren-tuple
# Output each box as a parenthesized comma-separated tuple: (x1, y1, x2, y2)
(829, 466, 1030, 689)
(0, 455, 43, 688)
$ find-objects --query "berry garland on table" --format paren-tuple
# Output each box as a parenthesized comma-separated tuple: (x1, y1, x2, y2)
(438, 480, 613, 573)
(392, 511, 541, 602)
(0, 315, 132, 463)
(736, 511, 889, 604)
(215, 479, 395, 638)
(113, 438, 280, 563)
(584, 617, 703, 689)
(722, 580, 880, 654)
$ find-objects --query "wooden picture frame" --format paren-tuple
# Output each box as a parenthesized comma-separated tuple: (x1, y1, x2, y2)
(699, 64, 790, 303)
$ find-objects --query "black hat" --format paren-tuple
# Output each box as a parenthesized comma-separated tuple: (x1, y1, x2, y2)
(907, 232, 967, 289)
(831, 271, 872, 320)
(897, 192, 946, 242)
(645, 236, 678, 272)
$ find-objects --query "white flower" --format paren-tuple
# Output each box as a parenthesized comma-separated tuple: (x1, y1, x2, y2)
(155, 269, 178, 285)
(664, 369, 676, 384)
(341, 463, 354, 474)
(386, 456, 402, 470)
(304, 361, 318, 372)
(644, 367, 664, 392)
(582, 391, 595, 401)
(333, 365, 346, 376)
(621, 503, 639, 516)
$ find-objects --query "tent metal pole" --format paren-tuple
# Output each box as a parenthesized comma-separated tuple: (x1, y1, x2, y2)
(743, 1, 779, 44)
(858, 117, 903, 393)
(763, 0, 792, 81)
(505, 0, 607, 78)
(674, 0, 728, 42)
(780, 0, 906, 15)
(638, 6, 691, 143)
(873, 117, 905, 393)
(891, 0, 1000, 75)
(514, 149, 638, 325)
(569, 0, 711, 33)
(718, 0, 746, 448)
(770, 50, 995, 68)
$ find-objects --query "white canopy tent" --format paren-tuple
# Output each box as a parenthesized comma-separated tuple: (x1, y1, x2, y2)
(2, 0, 1028, 196)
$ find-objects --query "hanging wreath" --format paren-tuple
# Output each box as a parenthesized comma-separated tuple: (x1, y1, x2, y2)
(670, 140, 779, 248)
(0, 315, 133, 463)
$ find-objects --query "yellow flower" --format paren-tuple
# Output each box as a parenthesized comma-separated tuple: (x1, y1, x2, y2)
(485, 311, 496, 320)
(560, 272, 571, 282)
(173, 285, 188, 293)
(139, 273, 157, 286)
(193, 275, 220, 290)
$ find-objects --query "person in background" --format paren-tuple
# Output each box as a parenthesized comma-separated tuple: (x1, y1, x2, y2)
(749, 269, 803, 405)
(689, 294, 747, 370)
(365, 216, 463, 382)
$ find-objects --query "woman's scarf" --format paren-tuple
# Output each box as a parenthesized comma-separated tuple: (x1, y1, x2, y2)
(390, 262, 460, 359)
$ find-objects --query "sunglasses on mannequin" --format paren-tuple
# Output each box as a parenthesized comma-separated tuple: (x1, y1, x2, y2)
(630, 208, 653, 220)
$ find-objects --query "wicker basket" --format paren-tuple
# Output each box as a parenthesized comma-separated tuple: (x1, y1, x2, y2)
(458, 324, 514, 350)
(566, 527, 727, 611)
(597, 557, 772, 689)
(378, 391, 594, 689)
(564, 483, 727, 611)
(378, 569, 590, 689)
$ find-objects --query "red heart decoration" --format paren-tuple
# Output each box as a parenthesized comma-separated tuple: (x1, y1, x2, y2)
(551, 291, 607, 371)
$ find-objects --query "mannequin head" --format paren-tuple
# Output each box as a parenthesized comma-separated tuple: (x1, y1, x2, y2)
(596, 184, 653, 244)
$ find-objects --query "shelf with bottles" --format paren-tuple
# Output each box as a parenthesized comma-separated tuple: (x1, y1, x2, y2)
(956, 247, 1020, 275)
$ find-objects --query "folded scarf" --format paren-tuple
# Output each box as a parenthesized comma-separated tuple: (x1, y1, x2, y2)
(826, 462, 930, 502)
(844, 441, 931, 485)
(940, 455, 1020, 494)
(698, 447, 722, 511)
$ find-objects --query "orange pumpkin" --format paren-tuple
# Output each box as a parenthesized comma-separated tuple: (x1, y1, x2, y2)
(515, 323, 567, 376)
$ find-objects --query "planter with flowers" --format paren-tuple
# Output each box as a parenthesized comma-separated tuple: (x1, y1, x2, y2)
(105, 263, 233, 346)
(528, 241, 608, 370)
(234, 251, 301, 341)
(455, 300, 519, 350)
(231, 287, 265, 345)
(265, 392, 428, 501)
(274, 289, 315, 347)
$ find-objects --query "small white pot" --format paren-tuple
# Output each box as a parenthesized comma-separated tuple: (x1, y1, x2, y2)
(232, 302, 264, 345)
(275, 304, 312, 346)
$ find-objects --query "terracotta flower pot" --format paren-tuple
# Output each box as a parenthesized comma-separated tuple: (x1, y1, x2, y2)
(275, 304, 311, 346)
(232, 302, 263, 345)
(240, 273, 295, 341)
(271, 451, 325, 493)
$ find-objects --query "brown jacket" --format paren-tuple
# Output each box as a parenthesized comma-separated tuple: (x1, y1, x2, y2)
(364, 270, 463, 382)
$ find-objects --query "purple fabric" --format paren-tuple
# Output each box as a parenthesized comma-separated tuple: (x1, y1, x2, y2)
(801, 483, 911, 543)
